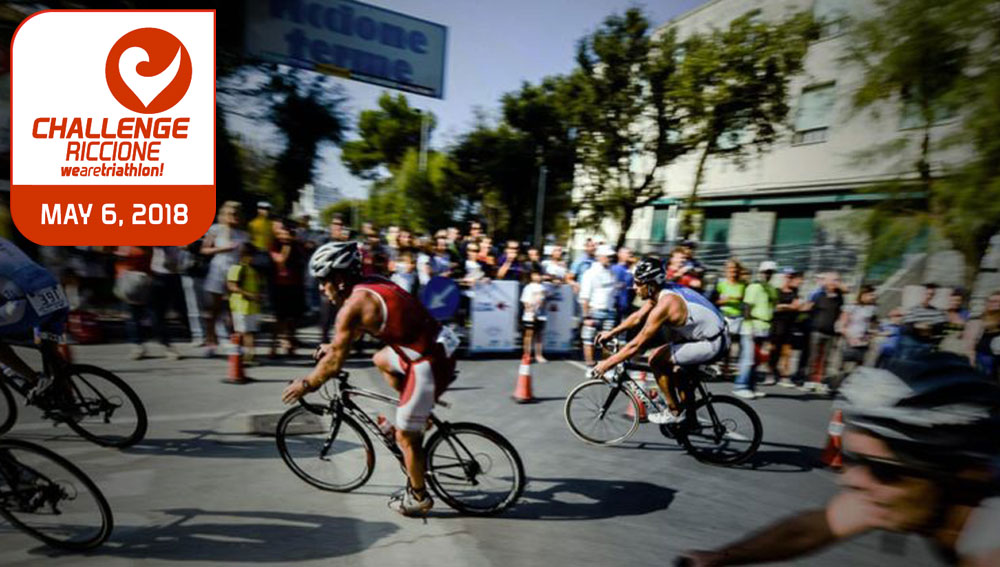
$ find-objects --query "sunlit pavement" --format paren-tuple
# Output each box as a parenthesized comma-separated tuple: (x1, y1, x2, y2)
(0, 338, 935, 567)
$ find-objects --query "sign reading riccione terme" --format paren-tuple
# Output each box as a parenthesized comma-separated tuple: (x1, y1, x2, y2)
(245, 0, 447, 99)
(10, 10, 215, 245)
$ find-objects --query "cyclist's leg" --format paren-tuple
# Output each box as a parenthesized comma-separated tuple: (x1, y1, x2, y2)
(0, 343, 37, 384)
(648, 345, 679, 413)
(395, 358, 435, 495)
(372, 346, 406, 392)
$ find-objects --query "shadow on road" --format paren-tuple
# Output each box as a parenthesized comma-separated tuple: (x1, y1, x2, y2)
(27, 508, 397, 562)
(737, 440, 826, 473)
(122, 430, 279, 460)
(496, 477, 676, 521)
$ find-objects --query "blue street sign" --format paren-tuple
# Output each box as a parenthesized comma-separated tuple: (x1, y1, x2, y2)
(420, 276, 460, 320)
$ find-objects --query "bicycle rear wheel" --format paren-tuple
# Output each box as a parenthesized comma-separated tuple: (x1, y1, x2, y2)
(425, 423, 524, 516)
(0, 381, 16, 436)
(0, 439, 113, 550)
(276, 406, 375, 492)
(61, 365, 147, 448)
(564, 379, 639, 445)
(671, 395, 762, 465)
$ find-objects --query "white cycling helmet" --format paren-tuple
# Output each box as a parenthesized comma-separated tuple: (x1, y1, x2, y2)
(310, 241, 361, 280)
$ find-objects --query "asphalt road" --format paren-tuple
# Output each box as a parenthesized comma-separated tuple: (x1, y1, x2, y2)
(0, 338, 938, 567)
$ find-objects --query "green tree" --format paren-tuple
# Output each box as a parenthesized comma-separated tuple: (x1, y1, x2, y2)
(500, 77, 577, 242)
(676, 10, 815, 232)
(845, 0, 996, 284)
(569, 8, 687, 248)
(448, 76, 577, 242)
(340, 93, 433, 179)
(451, 121, 534, 238)
(269, 72, 347, 214)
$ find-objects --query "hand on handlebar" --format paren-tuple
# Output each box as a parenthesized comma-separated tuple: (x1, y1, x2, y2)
(594, 331, 613, 348)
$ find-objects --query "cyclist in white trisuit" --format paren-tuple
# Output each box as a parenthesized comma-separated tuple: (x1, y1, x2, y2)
(593, 257, 728, 424)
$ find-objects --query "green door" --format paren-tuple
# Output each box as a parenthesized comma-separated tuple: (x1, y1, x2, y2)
(650, 207, 670, 242)
(702, 217, 731, 244)
(772, 217, 815, 270)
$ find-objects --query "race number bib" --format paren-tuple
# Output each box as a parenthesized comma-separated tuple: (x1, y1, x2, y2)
(437, 326, 460, 358)
(27, 286, 69, 316)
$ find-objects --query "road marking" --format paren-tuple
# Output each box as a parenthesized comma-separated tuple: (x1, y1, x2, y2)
(565, 360, 590, 372)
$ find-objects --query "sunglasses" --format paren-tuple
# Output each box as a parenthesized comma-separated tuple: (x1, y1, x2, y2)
(842, 451, 923, 484)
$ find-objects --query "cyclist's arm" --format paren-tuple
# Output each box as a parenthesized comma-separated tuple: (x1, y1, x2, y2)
(284, 293, 379, 406)
(607, 299, 653, 335)
(601, 295, 685, 368)
(685, 492, 874, 565)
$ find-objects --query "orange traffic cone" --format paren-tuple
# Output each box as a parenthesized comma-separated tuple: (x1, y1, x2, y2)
(820, 409, 845, 469)
(513, 354, 534, 403)
(227, 334, 247, 384)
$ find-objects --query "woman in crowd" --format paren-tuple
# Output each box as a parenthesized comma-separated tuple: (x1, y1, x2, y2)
(269, 218, 306, 358)
(542, 245, 568, 283)
(838, 284, 878, 374)
(200, 201, 249, 356)
(113, 246, 154, 360)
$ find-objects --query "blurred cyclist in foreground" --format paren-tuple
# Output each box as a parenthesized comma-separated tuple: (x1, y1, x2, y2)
(681, 353, 1000, 566)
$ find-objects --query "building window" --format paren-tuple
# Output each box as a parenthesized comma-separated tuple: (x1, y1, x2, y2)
(793, 83, 837, 145)
(813, 0, 850, 40)
(899, 99, 958, 130)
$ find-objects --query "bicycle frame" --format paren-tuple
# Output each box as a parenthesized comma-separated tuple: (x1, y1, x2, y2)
(607, 354, 730, 442)
(0, 338, 64, 399)
(299, 372, 474, 477)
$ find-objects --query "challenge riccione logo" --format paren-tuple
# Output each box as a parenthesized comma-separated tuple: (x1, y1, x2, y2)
(10, 10, 215, 246)
(105, 28, 192, 114)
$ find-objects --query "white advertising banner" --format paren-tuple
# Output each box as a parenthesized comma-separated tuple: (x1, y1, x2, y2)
(470, 280, 519, 353)
(542, 284, 575, 353)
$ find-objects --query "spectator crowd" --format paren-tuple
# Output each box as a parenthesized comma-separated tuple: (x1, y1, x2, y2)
(30, 204, 1000, 391)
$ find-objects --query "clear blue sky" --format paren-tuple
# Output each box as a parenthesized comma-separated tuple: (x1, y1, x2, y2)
(232, 0, 709, 202)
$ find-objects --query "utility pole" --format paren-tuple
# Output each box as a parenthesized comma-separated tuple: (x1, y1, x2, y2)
(534, 165, 547, 248)
(418, 110, 430, 172)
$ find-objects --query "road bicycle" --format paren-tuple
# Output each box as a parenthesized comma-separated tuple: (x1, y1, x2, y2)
(564, 339, 763, 465)
(0, 438, 113, 550)
(276, 370, 525, 516)
(0, 333, 147, 448)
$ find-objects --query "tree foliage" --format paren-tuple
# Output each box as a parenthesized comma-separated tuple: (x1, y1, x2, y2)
(846, 0, 1000, 284)
(340, 93, 432, 179)
(568, 8, 687, 248)
(676, 10, 816, 220)
(449, 77, 577, 241)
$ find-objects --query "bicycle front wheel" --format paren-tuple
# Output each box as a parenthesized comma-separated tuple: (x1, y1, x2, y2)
(425, 423, 525, 516)
(0, 380, 16, 436)
(62, 365, 147, 448)
(564, 379, 639, 445)
(276, 406, 375, 492)
(672, 395, 762, 465)
(0, 439, 113, 550)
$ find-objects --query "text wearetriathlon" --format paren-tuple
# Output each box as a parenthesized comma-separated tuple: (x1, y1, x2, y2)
(268, 0, 430, 85)
(33, 117, 189, 162)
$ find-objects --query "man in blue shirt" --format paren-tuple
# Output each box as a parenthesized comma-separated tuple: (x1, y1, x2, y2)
(610, 246, 635, 320)
(569, 238, 597, 288)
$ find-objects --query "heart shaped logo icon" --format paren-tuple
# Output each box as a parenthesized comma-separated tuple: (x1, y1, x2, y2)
(106, 28, 192, 114)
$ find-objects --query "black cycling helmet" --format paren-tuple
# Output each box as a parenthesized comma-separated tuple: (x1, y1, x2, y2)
(634, 257, 666, 287)
(838, 353, 1000, 470)
(309, 241, 362, 280)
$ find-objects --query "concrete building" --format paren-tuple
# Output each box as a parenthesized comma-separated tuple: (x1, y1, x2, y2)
(571, 0, 971, 285)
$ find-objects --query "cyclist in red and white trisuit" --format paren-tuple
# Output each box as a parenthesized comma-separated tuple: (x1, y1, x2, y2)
(282, 241, 458, 517)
